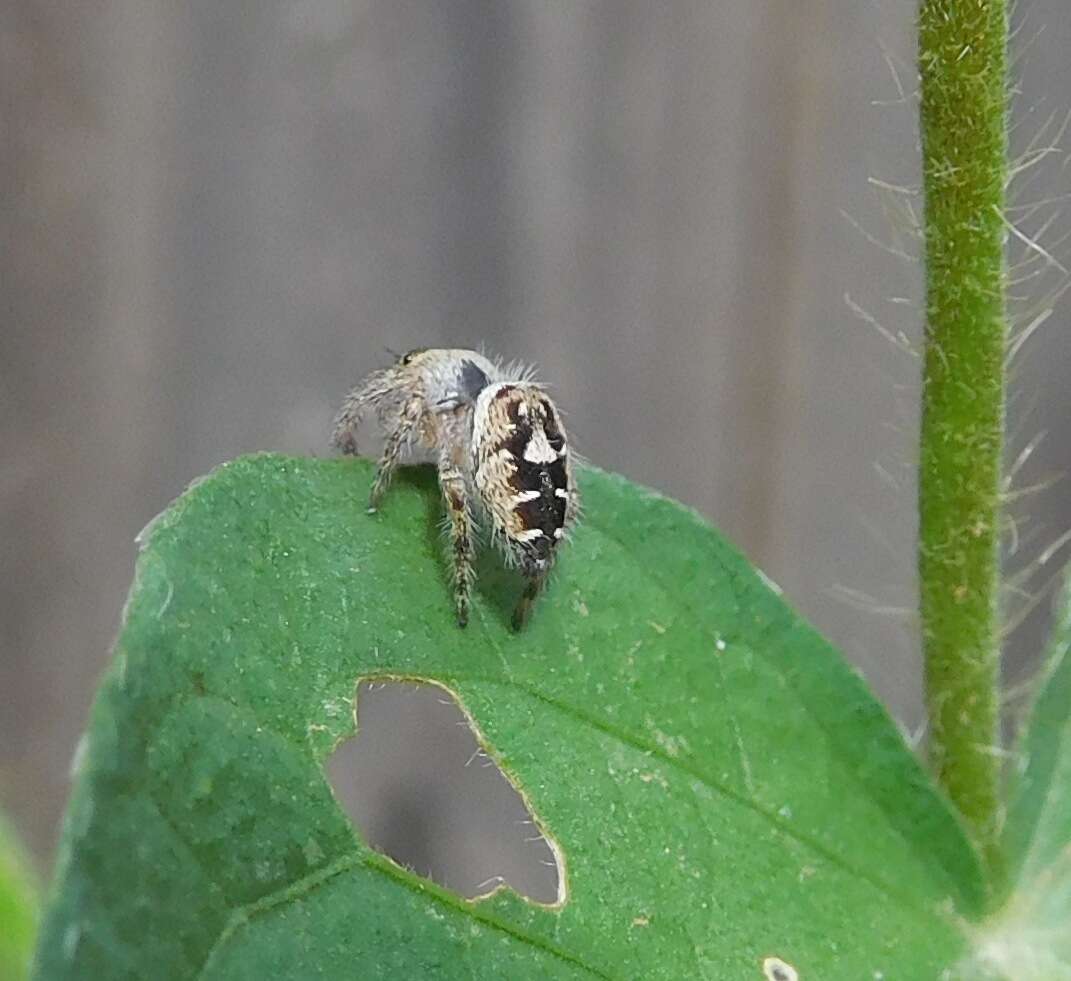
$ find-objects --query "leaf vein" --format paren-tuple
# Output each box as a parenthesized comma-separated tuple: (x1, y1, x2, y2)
(449, 672, 949, 924)
(194, 851, 613, 980)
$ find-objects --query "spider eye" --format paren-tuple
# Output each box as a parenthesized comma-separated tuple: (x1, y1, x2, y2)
(400, 348, 427, 366)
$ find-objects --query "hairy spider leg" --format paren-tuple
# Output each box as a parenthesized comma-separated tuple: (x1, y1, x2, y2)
(512, 568, 549, 632)
(368, 393, 424, 511)
(330, 368, 394, 457)
(437, 442, 475, 628)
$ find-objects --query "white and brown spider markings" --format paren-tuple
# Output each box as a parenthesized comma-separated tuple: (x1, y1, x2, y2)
(332, 348, 579, 630)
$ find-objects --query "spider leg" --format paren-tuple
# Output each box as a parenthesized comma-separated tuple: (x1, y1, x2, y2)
(368, 394, 423, 511)
(437, 450, 474, 628)
(331, 369, 393, 456)
(511, 567, 549, 632)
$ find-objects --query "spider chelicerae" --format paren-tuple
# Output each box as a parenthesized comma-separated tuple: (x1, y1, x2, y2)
(332, 348, 579, 629)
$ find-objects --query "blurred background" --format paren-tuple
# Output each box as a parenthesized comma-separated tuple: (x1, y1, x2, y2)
(3, 0, 1070, 895)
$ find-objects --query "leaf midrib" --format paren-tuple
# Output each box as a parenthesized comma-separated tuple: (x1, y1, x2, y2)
(446, 671, 961, 922)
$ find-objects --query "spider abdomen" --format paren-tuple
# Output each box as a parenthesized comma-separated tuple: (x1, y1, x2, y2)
(473, 382, 575, 572)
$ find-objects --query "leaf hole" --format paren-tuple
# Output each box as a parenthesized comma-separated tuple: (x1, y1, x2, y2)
(326, 679, 565, 907)
(762, 956, 799, 981)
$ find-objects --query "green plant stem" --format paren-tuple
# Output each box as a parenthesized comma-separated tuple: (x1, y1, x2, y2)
(918, 0, 1008, 868)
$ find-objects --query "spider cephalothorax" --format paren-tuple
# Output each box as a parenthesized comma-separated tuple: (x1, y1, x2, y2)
(332, 348, 578, 629)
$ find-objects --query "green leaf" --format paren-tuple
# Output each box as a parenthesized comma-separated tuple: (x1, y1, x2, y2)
(972, 577, 1071, 978)
(1004, 577, 1071, 886)
(34, 455, 984, 979)
(0, 814, 39, 981)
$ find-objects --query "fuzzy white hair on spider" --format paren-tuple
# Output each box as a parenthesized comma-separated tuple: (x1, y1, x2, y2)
(332, 348, 579, 630)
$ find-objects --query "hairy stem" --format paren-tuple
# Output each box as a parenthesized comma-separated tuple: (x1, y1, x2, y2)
(918, 0, 1008, 866)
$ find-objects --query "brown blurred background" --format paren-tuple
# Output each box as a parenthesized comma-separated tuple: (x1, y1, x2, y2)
(3, 0, 1070, 892)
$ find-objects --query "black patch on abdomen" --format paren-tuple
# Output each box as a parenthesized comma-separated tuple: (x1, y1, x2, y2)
(492, 388, 569, 555)
(458, 360, 491, 402)
(514, 457, 568, 556)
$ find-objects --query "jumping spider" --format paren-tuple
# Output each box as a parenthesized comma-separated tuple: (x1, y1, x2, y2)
(332, 348, 579, 630)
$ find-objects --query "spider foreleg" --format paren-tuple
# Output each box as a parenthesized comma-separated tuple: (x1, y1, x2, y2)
(368, 394, 423, 511)
(331, 369, 394, 456)
(438, 457, 474, 628)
